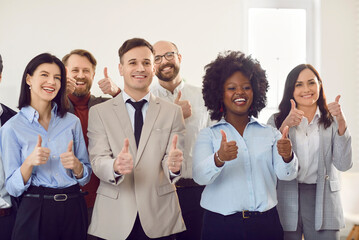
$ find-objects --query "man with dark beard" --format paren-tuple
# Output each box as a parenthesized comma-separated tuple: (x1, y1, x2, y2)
(62, 49, 121, 240)
(151, 41, 211, 240)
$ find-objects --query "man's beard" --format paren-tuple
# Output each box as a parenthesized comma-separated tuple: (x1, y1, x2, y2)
(72, 78, 92, 97)
(156, 63, 180, 82)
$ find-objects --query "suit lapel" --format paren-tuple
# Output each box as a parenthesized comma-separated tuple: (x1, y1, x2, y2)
(112, 93, 137, 155)
(135, 94, 160, 166)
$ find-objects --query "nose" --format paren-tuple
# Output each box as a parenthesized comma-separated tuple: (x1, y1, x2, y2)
(137, 63, 145, 72)
(47, 76, 56, 84)
(77, 70, 85, 78)
(236, 87, 245, 95)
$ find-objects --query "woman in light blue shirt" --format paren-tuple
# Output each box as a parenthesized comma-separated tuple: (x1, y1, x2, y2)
(192, 51, 298, 240)
(0, 53, 91, 240)
(267, 64, 352, 240)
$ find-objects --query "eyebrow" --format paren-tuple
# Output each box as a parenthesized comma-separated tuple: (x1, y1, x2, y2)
(128, 58, 152, 62)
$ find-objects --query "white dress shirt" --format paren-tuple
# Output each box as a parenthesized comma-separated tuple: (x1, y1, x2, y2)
(295, 107, 320, 184)
(151, 80, 212, 178)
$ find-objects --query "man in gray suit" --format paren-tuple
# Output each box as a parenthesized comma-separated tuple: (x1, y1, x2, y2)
(87, 38, 186, 240)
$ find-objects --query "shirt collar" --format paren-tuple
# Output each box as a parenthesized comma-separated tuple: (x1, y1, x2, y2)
(122, 90, 150, 103)
(21, 103, 58, 123)
(0, 104, 3, 118)
(155, 79, 184, 97)
(211, 116, 265, 128)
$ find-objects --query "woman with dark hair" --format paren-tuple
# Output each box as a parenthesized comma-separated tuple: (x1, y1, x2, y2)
(0, 53, 91, 240)
(267, 64, 352, 240)
(192, 51, 298, 240)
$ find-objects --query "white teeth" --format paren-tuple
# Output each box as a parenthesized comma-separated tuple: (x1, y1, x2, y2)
(162, 67, 171, 71)
(133, 75, 145, 79)
(234, 98, 246, 102)
(76, 81, 85, 85)
(43, 87, 54, 92)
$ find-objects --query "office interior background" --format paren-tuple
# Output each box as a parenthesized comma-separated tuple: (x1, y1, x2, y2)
(0, 0, 358, 238)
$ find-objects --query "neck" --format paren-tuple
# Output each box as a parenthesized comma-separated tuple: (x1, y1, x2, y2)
(225, 113, 250, 136)
(30, 99, 52, 130)
(298, 104, 317, 122)
(159, 74, 182, 94)
(124, 88, 149, 102)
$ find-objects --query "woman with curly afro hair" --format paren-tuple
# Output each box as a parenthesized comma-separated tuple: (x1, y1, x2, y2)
(192, 51, 298, 240)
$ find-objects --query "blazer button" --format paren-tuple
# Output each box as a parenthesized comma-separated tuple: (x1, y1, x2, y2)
(109, 179, 115, 183)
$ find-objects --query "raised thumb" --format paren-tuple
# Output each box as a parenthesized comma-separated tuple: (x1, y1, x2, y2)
(36, 135, 42, 147)
(67, 140, 73, 152)
(122, 138, 129, 153)
(281, 126, 289, 139)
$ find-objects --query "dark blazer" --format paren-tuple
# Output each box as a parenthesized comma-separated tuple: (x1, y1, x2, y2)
(0, 103, 16, 126)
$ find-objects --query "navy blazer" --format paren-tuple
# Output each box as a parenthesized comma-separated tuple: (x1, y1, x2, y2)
(0, 103, 16, 126)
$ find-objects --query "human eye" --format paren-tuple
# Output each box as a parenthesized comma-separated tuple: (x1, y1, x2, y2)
(166, 52, 174, 57)
(55, 76, 61, 81)
(72, 69, 78, 73)
(129, 61, 136, 65)
(144, 61, 151, 66)
(295, 83, 302, 87)
(243, 85, 252, 90)
(41, 73, 48, 77)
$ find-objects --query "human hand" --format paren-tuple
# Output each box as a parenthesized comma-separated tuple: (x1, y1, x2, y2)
(216, 130, 238, 164)
(277, 126, 293, 162)
(113, 138, 133, 175)
(98, 67, 120, 97)
(281, 99, 304, 132)
(174, 90, 192, 119)
(66, 67, 76, 95)
(167, 135, 183, 173)
(328, 95, 344, 120)
(60, 141, 83, 176)
(25, 135, 51, 166)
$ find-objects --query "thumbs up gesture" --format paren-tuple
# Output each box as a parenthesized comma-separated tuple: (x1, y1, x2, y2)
(174, 90, 192, 119)
(60, 140, 83, 178)
(65, 67, 77, 95)
(113, 138, 133, 175)
(215, 130, 238, 166)
(328, 95, 343, 119)
(277, 126, 293, 163)
(98, 67, 121, 97)
(328, 95, 347, 135)
(25, 135, 51, 166)
(280, 99, 304, 132)
(168, 135, 183, 173)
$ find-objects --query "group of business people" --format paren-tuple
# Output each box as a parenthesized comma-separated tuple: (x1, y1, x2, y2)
(0, 37, 352, 240)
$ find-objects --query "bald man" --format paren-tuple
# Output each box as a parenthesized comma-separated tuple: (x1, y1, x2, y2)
(151, 41, 212, 240)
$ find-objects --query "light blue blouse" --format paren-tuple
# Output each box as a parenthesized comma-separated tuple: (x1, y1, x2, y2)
(0, 105, 91, 197)
(193, 117, 298, 215)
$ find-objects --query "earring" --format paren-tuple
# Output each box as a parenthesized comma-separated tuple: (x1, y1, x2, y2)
(29, 86, 31, 90)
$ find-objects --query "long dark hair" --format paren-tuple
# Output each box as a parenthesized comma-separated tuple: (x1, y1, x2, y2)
(274, 64, 333, 129)
(18, 53, 68, 117)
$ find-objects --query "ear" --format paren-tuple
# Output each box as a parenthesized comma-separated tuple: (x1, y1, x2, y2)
(177, 53, 182, 64)
(0, 73, 2, 83)
(119, 63, 124, 76)
(26, 73, 32, 86)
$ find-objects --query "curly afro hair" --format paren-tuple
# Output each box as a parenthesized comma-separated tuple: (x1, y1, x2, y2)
(202, 51, 268, 121)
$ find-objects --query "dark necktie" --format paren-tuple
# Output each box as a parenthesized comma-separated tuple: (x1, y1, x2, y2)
(126, 99, 147, 147)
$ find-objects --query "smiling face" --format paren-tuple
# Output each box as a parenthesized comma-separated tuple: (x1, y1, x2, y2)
(26, 63, 61, 104)
(293, 68, 321, 109)
(153, 41, 181, 82)
(119, 46, 155, 97)
(223, 71, 253, 119)
(66, 54, 95, 97)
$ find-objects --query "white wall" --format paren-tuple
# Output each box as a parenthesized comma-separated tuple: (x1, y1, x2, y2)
(0, 0, 357, 167)
(0, 0, 243, 109)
